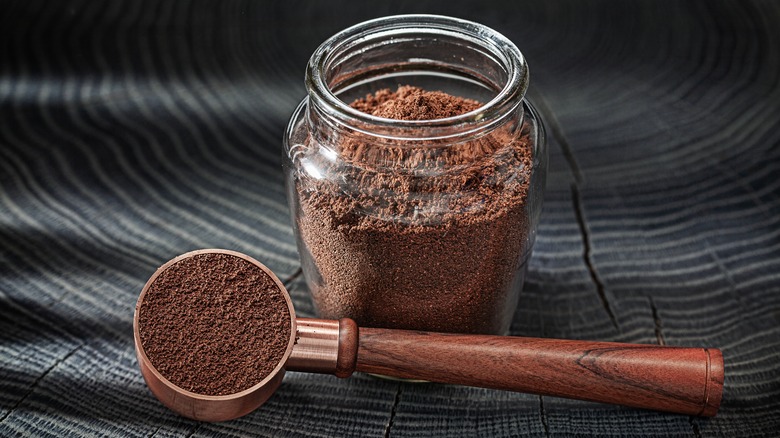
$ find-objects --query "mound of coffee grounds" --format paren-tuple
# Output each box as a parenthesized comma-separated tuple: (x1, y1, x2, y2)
(296, 86, 533, 334)
(137, 253, 291, 396)
(351, 85, 481, 120)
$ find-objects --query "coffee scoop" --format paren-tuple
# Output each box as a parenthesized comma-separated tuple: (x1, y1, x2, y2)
(133, 249, 723, 422)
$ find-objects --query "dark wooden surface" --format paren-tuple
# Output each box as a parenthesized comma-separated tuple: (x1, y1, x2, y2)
(1, 0, 778, 436)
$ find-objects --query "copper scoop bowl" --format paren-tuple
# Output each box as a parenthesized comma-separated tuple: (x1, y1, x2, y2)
(133, 250, 723, 422)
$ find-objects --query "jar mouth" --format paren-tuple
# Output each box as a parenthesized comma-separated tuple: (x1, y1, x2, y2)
(306, 14, 528, 137)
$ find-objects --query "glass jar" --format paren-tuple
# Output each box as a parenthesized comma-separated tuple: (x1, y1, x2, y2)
(283, 15, 547, 335)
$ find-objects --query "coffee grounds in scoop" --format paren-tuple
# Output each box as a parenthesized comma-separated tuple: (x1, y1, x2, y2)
(137, 253, 291, 396)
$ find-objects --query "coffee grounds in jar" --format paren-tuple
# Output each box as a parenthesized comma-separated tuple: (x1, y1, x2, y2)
(137, 253, 291, 396)
(351, 85, 481, 120)
(296, 85, 533, 334)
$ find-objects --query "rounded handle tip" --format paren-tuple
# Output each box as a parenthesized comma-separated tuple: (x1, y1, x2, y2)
(698, 348, 724, 417)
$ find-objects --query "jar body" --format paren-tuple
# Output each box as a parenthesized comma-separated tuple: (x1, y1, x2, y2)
(283, 15, 547, 334)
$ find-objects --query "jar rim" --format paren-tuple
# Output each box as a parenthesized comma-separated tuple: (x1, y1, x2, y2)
(306, 14, 528, 134)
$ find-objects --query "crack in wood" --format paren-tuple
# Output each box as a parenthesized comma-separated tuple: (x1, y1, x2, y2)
(526, 89, 583, 184)
(649, 297, 666, 346)
(282, 267, 303, 289)
(571, 184, 620, 330)
(184, 422, 201, 438)
(382, 383, 402, 438)
(0, 343, 84, 424)
(147, 424, 162, 438)
(538, 395, 551, 438)
(690, 416, 702, 438)
(529, 89, 618, 331)
(703, 233, 745, 310)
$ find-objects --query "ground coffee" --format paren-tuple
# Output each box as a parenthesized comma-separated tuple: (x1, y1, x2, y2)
(296, 86, 533, 334)
(137, 253, 291, 396)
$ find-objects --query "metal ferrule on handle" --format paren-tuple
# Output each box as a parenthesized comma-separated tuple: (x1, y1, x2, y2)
(286, 318, 358, 378)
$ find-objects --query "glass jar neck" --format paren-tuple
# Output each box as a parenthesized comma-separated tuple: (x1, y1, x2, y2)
(305, 14, 529, 143)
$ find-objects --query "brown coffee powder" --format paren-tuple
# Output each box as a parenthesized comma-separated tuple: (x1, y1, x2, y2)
(351, 85, 482, 120)
(295, 86, 533, 334)
(137, 253, 291, 396)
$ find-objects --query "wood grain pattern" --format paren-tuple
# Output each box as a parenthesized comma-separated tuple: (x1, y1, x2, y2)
(355, 329, 723, 416)
(0, 0, 778, 436)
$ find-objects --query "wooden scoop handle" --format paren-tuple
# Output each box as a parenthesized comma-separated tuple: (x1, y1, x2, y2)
(352, 327, 723, 416)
